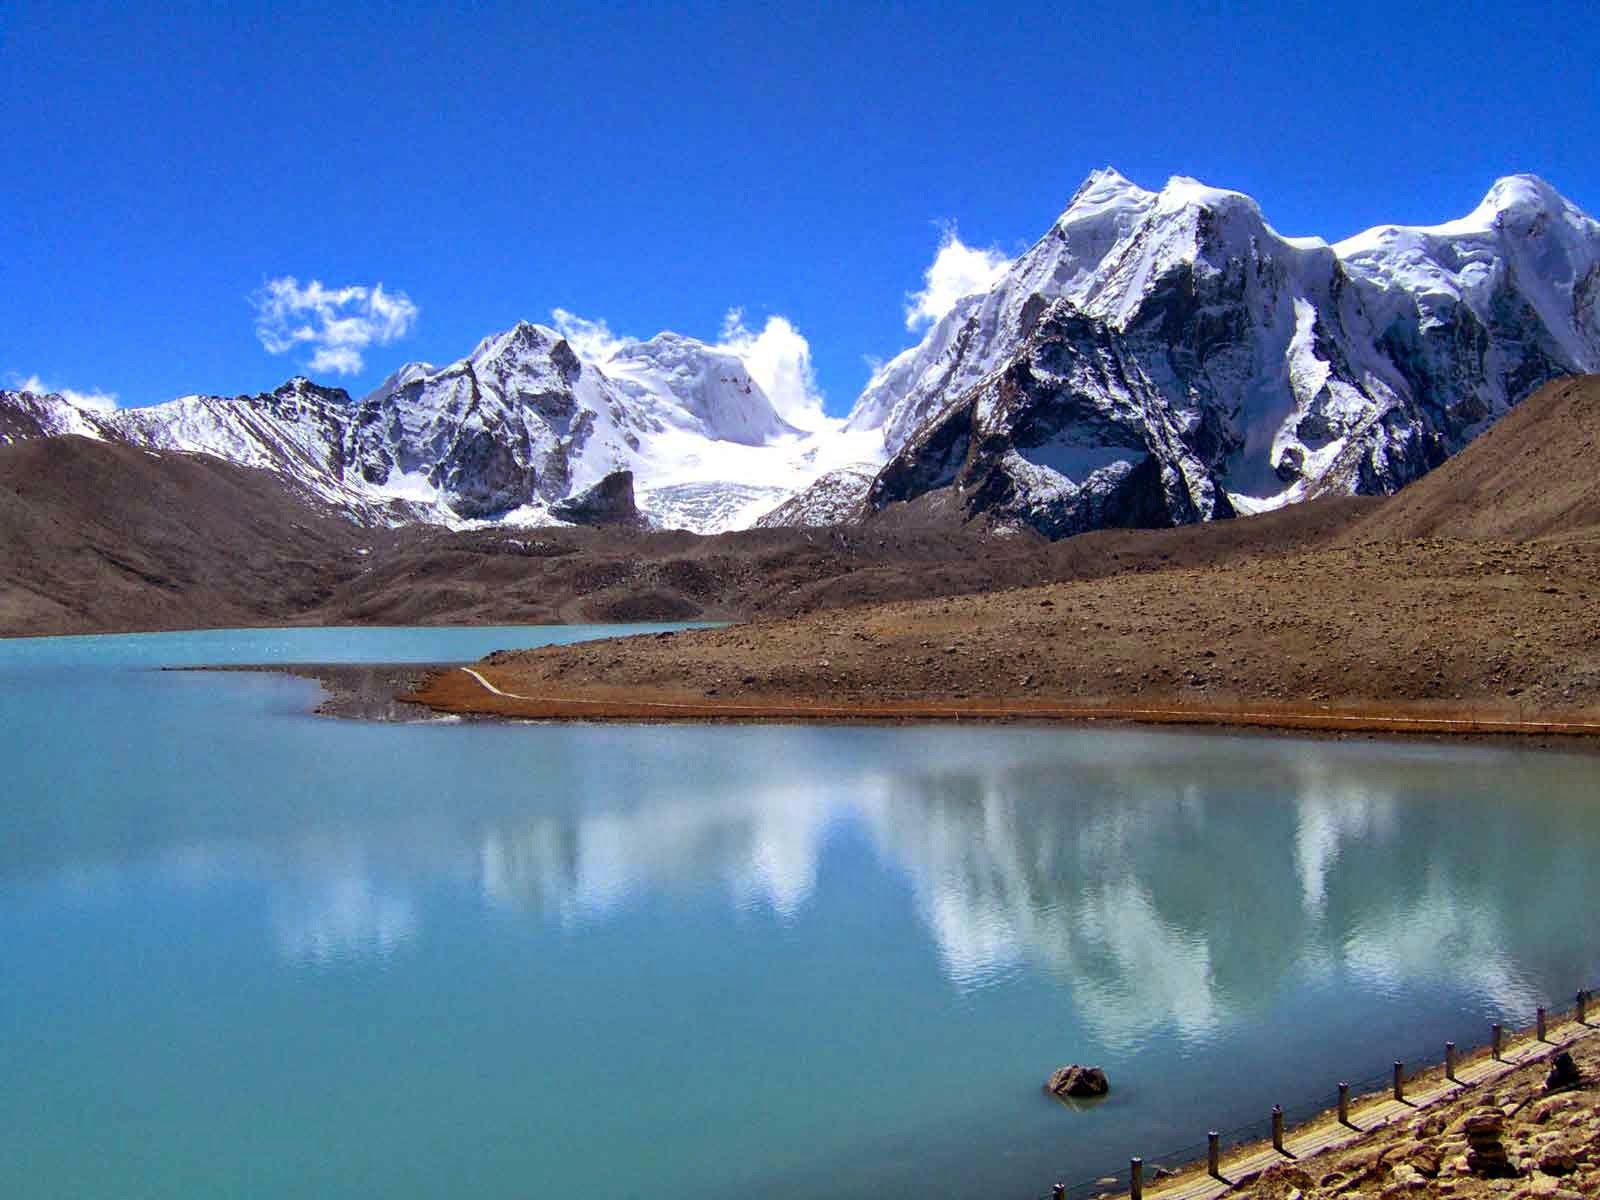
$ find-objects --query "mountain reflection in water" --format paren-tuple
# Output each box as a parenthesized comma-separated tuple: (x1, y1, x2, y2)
(65, 724, 1579, 1047)
(6, 630, 1600, 1200)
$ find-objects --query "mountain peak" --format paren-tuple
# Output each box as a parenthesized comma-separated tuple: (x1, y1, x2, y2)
(271, 376, 351, 405)
(1333, 174, 1598, 261)
(1060, 167, 1156, 224)
(468, 320, 563, 367)
(1479, 173, 1565, 217)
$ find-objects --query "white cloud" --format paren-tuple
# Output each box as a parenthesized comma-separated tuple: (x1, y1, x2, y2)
(551, 308, 629, 363)
(904, 225, 1011, 332)
(713, 308, 826, 431)
(11, 373, 119, 412)
(251, 276, 419, 376)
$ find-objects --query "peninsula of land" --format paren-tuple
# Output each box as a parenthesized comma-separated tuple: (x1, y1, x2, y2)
(399, 378, 1600, 738)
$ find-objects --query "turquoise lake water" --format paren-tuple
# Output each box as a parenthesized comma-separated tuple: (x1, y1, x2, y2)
(2, 625, 1598, 1199)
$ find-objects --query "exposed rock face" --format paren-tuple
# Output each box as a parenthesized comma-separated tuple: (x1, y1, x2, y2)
(1044, 1064, 1109, 1099)
(866, 302, 1237, 537)
(855, 170, 1600, 539)
(548, 469, 647, 528)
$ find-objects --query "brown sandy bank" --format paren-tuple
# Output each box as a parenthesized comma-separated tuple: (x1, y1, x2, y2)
(400, 536, 1600, 740)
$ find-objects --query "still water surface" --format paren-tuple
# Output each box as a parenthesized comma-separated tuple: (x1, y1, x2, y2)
(2, 626, 1598, 1199)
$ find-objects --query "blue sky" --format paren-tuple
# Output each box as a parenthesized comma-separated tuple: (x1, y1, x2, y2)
(5, 0, 1598, 418)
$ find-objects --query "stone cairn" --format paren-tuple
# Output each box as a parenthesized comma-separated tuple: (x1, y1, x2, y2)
(1463, 1106, 1514, 1176)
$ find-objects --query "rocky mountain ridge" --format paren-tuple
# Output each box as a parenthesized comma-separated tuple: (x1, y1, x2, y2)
(833, 170, 1600, 537)
(3, 325, 870, 533)
(7, 170, 1597, 540)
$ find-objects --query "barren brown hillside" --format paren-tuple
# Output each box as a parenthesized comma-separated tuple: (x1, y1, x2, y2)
(412, 377, 1600, 731)
(0, 435, 1370, 636)
(1348, 375, 1600, 544)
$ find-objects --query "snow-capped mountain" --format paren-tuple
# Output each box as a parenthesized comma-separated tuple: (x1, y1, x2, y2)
(838, 169, 1600, 537)
(7, 170, 1596, 540)
(3, 324, 884, 533)
(753, 466, 880, 529)
(0, 388, 113, 444)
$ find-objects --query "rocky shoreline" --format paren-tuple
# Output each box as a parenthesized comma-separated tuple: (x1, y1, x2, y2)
(183, 663, 460, 722)
(1132, 1013, 1600, 1200)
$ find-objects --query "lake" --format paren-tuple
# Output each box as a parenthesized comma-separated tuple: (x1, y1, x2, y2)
(2, 626, 1597, 1199)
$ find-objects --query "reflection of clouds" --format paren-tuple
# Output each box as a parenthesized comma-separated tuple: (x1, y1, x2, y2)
(476, 785, 838, 923)
(727, 792, 831, 918)
(479, 817, 575, 916)
(856, 773, 1223, 1046)
(1070, 882, 1220, 1047)
(47, 729, 1577, 1022)
(924, 887, 1024, 988)
(269, 832, 418, 966)
(852, 743, 1553, 1047)
(273, 876, 416, 966)
(1343, 869, 1539, 1014)
(1293, 776, 1396, 914)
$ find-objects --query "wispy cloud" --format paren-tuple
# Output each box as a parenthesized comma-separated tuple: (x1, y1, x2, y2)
(252, 276, 419, 376)
(713, 308, 826, 430)
(10, 373, 119, 412)
(904, 224, 1011, 332)
(551, 308, 629, 363)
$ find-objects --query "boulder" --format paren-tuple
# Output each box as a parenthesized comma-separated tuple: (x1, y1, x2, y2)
(1537, 1141, 1578, 1175)
(1045, 1064, 1110, 1098)
(1546, 1050, 1582, 1092)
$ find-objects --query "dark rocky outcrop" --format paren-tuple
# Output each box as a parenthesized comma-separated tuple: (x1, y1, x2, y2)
(867, 300, 1238, 539)
(550, 470, 649, 528)
(1547, 1051, 1582, 1092)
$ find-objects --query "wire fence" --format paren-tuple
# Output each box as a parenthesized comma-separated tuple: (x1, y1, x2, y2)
(1027, 979, 1600, 1200)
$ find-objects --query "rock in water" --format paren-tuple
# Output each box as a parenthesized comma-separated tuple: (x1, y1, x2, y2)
(1545, 1050, 1581, 1092)
(1045, 1064, 1110, 1098)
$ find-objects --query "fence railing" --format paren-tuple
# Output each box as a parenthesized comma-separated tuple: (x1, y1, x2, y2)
(1030, 981, 1598, 1200)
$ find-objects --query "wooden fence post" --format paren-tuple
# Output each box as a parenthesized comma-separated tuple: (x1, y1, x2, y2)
(1492, 1022, 1503, 1061)
(1208, 1131, 1220, 1178)
(1272, 1105, 1284, 1152)
(1338, 1082, 1350, 1126)
(1129, 1157, 1143, 1200)
(1393, 1061, 1404, 1101)
(1445, 1042, 1456, 1082)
